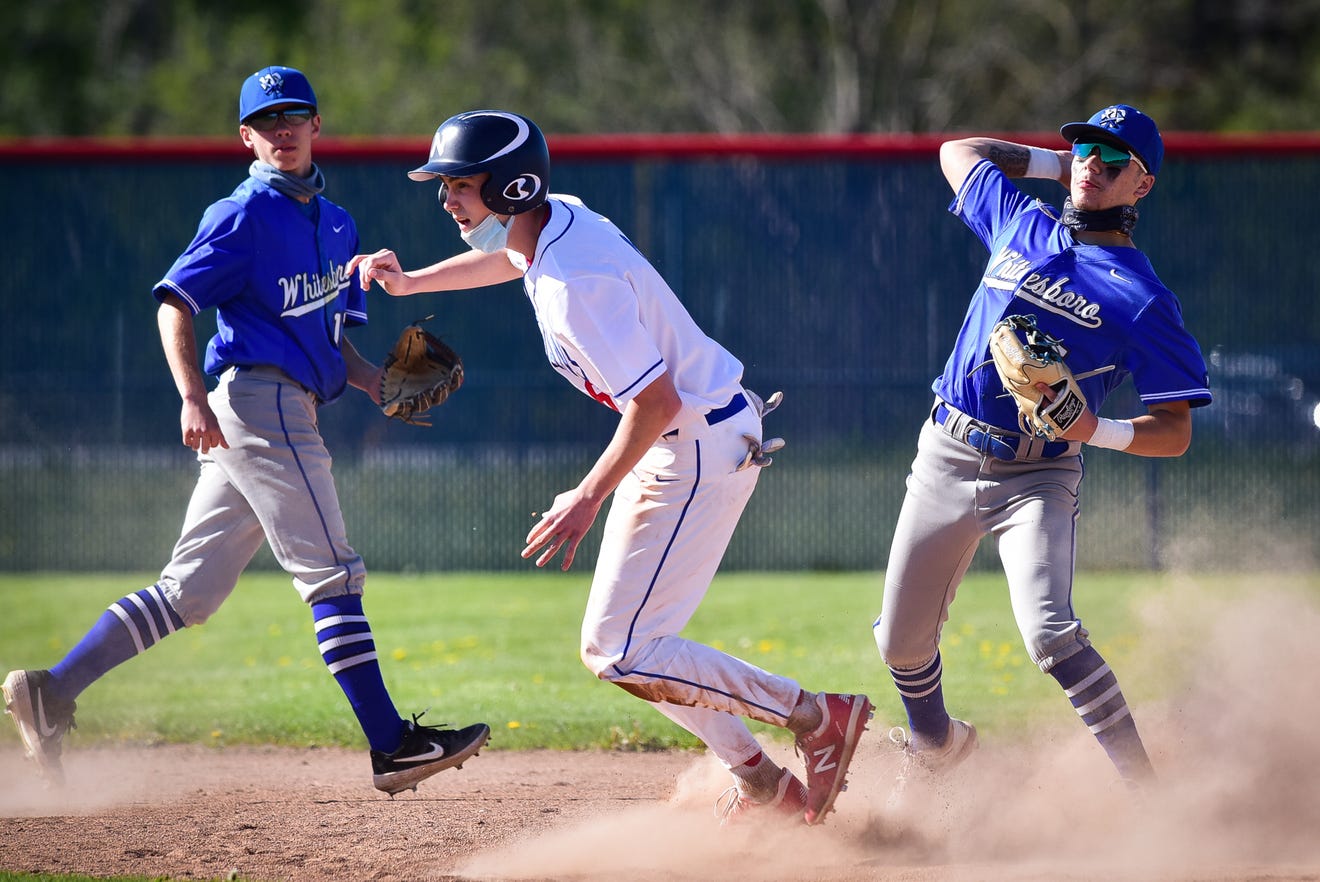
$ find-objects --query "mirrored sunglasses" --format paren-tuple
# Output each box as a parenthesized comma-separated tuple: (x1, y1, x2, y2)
(245, 108, 314, 132)
(1072, 141, 1145, 171)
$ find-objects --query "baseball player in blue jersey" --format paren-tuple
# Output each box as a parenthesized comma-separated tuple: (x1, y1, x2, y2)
(873, 105, 1211, 796)
(351, 110, 872, 826)
(3, 66, 488, 795)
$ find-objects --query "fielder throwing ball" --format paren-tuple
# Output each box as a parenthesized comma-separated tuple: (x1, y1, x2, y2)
(873, 105, 1211, 793)
(3, 66, 488, 795)
(351, 110, 871, 826)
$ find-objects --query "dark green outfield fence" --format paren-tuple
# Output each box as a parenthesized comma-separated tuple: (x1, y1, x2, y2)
(2, 133, 1318, 573)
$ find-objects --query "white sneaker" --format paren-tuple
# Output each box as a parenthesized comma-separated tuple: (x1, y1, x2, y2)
(3, 669, 77, 787)
(886, 718, 977, 813)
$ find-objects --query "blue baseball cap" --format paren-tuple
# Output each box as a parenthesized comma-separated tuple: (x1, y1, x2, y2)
(239, 66, 317, 123)
(1060, 104, 1163, 176)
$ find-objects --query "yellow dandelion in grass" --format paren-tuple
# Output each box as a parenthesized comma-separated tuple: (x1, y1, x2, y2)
(277, 655, 293, 667)
(210, 729, 223, 740)
(267, 624, 283, 638)
(244, 656, 258, 667)
(391, 647, 408, 661)
(507, 720, 522, 729)
(711, 639, 727, 651)
(532, 674, 545, 684)
(457, 635, 479, 649)
(46, 637, 65, 652)
(757, 639, 779, 654)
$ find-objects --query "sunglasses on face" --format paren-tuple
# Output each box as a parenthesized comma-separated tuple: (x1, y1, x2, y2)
(1072, 141, 1147, 173)
(244, 108, 314, 132)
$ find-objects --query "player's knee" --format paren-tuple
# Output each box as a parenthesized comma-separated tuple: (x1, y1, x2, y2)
(579, 643, 615, 680)
(1029, 630, 1090, 673)
(872, 617, 929, 668)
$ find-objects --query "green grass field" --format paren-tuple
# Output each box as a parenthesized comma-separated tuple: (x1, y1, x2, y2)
(3, 570, 1319, 882)
(7, 569, 1305, 756)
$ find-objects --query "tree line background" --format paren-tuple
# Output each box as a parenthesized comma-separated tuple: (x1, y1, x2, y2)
(5, 0, 1320, 139)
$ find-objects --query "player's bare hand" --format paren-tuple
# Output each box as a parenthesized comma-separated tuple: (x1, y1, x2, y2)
(180, 398, 228, 453)
(349, 248, 408, 295)
(522, 489, 602, 571)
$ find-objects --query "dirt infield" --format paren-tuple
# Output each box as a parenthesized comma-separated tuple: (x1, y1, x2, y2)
(4, 586, 1320, 882)
(2, 726, 1319, 882)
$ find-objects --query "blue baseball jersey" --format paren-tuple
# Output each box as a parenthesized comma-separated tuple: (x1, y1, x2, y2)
(934, 160, 1211, 429)
(153, 177, 366, 403)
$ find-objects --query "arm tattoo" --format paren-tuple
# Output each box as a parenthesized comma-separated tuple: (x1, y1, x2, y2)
(986, 144, 1031, 178)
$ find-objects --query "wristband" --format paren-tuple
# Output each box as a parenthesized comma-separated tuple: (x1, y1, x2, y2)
(1087, 417, 1135, 451)
(1026, 147, 1060, 180)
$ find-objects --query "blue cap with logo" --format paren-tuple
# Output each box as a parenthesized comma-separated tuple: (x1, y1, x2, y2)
(239, 66, 317, 123)
(1060, 104, 1163, 176)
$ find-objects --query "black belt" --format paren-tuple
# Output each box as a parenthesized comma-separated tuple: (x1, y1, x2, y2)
(933, 402, 1078, 462)
(705, 392, 749, 426)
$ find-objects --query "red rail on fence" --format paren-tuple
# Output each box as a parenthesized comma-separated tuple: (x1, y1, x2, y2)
(3, 132, 1319, 163)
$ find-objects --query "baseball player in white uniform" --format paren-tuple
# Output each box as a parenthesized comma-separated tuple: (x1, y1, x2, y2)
(351, 110, 871, 826)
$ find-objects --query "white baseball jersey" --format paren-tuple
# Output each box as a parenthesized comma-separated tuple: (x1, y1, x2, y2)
(511, 194, 745, 420)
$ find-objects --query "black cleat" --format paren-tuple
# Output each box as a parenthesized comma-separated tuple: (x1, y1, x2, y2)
(371, 713, 490, 796)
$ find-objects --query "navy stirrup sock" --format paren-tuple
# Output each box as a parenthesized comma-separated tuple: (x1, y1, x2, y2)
(50, 584, 185, 702)
(890, 651, 951, 747)
(312, 594, 403, 753)
(1049, 645, 1155, 783)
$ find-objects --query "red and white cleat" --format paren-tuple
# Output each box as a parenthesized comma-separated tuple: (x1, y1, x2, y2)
(795, 692, 873, 825)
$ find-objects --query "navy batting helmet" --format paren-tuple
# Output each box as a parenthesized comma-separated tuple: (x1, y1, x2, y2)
(408, 110, 550, 216)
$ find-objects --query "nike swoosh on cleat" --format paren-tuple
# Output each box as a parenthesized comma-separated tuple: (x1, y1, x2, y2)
(394, 741, 448, 764)
(35, 691, 58, 738)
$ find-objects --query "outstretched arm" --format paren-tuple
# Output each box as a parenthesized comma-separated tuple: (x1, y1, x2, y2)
(939, 137, 1070, 193)
(349, 247, 523, 296)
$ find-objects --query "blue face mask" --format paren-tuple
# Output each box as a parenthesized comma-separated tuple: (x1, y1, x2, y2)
(460, 212, 510, 253)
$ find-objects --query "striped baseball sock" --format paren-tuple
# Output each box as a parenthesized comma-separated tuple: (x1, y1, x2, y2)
(1048, 645, 1155, 784)
(49, 584, 185, 702)
(889, 651, 952, 749)
(311, 595, 403, 753)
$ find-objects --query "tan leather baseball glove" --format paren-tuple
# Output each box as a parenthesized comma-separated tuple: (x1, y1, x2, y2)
(379, 317, 464, 427)
(988, 314, 1087, 440)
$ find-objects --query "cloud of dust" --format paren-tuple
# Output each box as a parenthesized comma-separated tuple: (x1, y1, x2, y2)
(0, 747, 171, 816)
(457, 577, 1320, 882)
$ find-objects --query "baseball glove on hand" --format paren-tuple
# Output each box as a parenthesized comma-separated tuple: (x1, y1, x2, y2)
(988, 314, 1087, 440)
(379, 317, 464, 427)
